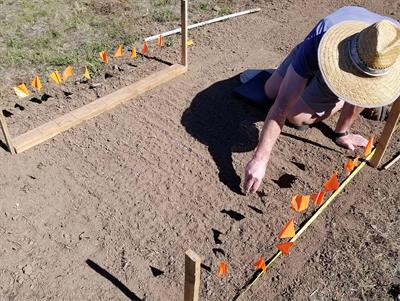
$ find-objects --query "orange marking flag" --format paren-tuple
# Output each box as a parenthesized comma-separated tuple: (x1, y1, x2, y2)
(311, 191, 326, 206)
(14, 83, 30, 98)
(50, 71, 62, 85)
(291, 194, 310, 212)
(311, 190, 325, 206)
(344, 156, 359, 176)
(31, 76, 42, 92)
(142, 40, 149, 55)
(276, 242, 294, 255)
(130, 47, 137, 58)
(364, 137, 374, 157)
(84, 66, 91, 80)
(254, 257, 266, 272)
(323, 172, 339, 192)
(99, 51, 108, 64)
(218, 261, 228, 277)
(62, 66, 73, 81)
(114, 45, 124, 58)
(278, 219, 295, 239)
(157, 35, 163, 48)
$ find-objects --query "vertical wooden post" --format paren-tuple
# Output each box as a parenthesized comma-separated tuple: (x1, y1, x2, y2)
(181, 0, 188, 67)
(370, 97, 400, 167)
(184, 249, 201, 301)
(0, 113, 15, 154)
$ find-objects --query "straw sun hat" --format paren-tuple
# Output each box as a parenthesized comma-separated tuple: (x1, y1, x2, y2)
(318, 20, 400, 108)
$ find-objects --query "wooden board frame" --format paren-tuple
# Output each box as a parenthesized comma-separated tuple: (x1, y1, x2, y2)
(5, 0, 189, 154)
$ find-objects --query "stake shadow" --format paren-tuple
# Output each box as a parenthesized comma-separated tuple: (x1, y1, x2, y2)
(86, 259, 143, 301)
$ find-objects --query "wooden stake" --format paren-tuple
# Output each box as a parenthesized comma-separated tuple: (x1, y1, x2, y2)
(181, 0, 188, 66)
(0, 112, 15, 154)
(184, 249, 201, 301)
(370, 97, 400, 167)
(13, 64, 187, 153)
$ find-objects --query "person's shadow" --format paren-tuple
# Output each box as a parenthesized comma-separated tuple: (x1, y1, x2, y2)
(181, 75, 265, 194)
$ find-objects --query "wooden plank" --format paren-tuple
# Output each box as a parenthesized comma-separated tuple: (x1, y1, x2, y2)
(370, 97, 400, 167)
(0, 113, 16, 154)
(13, 64, 187, 153)
(181, 0, 188, 66)
(184, 249, 201, 301)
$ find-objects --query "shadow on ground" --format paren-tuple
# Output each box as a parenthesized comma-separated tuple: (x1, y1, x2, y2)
(181, 74, 264, 194)
(181, 74, 340, 194)
(86, 259, 143, 301)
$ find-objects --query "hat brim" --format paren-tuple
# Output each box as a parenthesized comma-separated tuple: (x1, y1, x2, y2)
(318, 21, 400, 108)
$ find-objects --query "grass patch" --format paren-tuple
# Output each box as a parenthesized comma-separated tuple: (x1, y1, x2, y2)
(0, 0, 236, 79)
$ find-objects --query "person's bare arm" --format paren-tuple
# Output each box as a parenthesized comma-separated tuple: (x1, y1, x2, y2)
(334, 103, 368, 150)
(244, 65, 307, 193)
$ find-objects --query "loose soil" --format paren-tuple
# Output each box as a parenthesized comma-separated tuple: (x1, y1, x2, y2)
(0, 1, 399, 301)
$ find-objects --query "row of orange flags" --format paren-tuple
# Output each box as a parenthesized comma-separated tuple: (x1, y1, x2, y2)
(274, 138, 374, 256)
(14, 37, 195, 98)
(217, 138, 375, 278)
(13, 66, 91, 98)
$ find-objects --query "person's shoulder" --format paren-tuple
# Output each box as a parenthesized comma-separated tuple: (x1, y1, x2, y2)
(325, 6, 400, 27)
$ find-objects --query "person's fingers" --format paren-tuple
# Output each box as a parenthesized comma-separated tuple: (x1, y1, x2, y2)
(244, 177, 255, 193)
(250, 179, 261, 194)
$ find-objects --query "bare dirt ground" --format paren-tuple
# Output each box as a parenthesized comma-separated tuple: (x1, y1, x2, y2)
(0, 1, 399, 300)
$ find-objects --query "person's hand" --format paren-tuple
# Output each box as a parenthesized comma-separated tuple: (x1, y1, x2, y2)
(335, 133, 368, 150)
(244, 156, 268, 194)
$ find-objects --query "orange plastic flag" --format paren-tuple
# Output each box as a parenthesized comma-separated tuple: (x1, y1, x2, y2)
(50, 71, 62, 85)
(130, 47, 137, 58)
(142, 40, 148, 55)
(218, 261, 228, 277)
(311, 191, 326, 206)
(157, 35, 163, 48)
(323, 172, 339, 192)
(276, 242, 294, 255)
(364, 137, 374, 157)
(99, 51, 108, 64)
(344, 156, 359, 176)
(187, 39, 193, 46)
(62, 66, 73, 81)
(114, 45, 124, 57)
(14, 84, 30, 98)
(254, 257, 266, 272)
(278, 219, 296, 239)
(31, 76, 42, 92)
(291, 194, 310, 212)
(84, 66, 90, 80)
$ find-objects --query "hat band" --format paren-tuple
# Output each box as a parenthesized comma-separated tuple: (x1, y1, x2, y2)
(348, 36, 392, 77)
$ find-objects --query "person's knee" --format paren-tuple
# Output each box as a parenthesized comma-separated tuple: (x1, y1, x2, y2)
(287, 114, 306, 126)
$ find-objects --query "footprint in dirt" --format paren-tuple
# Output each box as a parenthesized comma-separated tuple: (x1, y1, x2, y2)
(211, 228, 223, 244)
(149, 266, 164, 277)
(2, 110, 13, 117)
(291, 160, 306, 171)
(248, 205, 263, 214)
(212, 248, 226, 257)
(220, 209, 245, 221)
(29, 97, 42, 104)
(273, 173, 297, 189)
(14, 103, 25, 111)
(41, 94, 52, 101)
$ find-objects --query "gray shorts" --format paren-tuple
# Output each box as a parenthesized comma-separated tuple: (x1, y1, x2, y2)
(277, 44, 341, 117)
